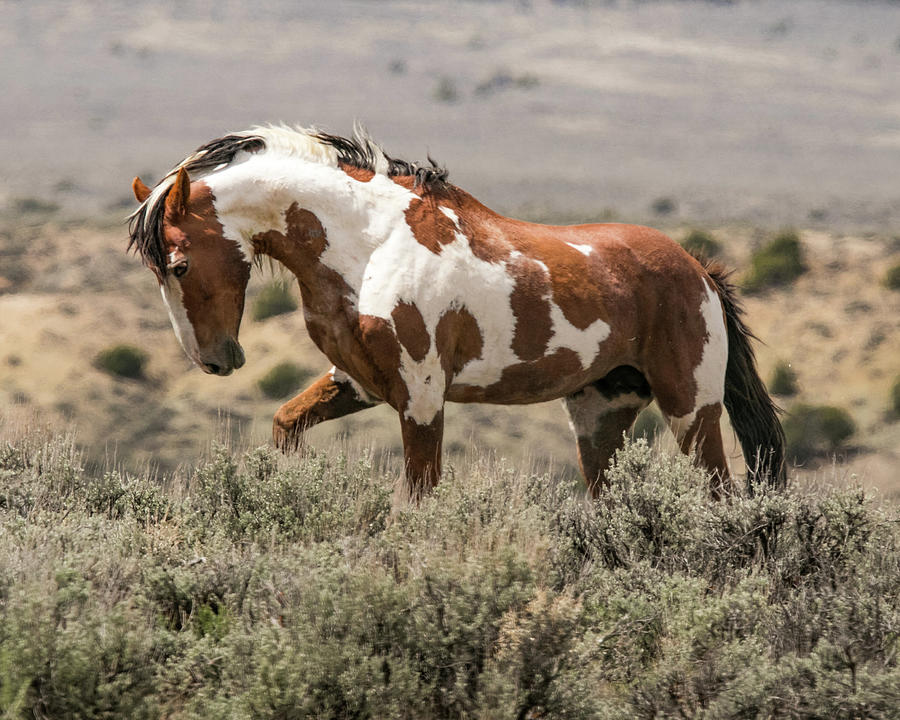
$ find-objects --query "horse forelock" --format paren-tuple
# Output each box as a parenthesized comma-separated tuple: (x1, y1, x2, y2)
(128, 186, 170, 276)
(128, 132, 266, 275)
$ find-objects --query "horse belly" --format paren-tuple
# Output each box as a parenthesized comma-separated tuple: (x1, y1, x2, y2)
(446, 325, 623, 405)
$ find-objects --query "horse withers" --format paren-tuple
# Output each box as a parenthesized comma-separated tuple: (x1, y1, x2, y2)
(129, 125, 785, 501)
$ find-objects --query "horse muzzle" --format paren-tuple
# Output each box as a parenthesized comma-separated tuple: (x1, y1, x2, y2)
(200, 338, 245, 376)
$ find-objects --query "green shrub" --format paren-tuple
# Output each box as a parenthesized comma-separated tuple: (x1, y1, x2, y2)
(651, 196, 677, 216)
(251, 281, 297, 321)
(769, 360, 799, 396)
(94, 344, 148, 379)
(434, 76, 459, 103)
(3, 423, 900, 718)
(743, 230, 807, 292)
(681, 229, 722, 258)
(891, 375, 900, 418)
(257, 361, 311, 399)
(884, 262, 900, 291)
(784, 403, 856, 463)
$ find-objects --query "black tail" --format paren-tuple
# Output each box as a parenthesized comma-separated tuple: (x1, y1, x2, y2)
(704, 261, 787, 488)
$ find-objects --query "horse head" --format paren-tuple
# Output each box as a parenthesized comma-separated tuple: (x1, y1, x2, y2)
(132, 167, 251, 376)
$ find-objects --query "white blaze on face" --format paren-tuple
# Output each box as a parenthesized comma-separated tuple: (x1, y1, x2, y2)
(667, 279, 728, 437)
(160, 278, 202, 366)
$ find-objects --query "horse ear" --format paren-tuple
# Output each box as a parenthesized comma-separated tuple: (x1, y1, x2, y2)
(165, 167, 191, 217)
(132, 176, 152, 203)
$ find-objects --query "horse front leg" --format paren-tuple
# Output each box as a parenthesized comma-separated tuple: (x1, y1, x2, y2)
(398, 408, 444, 504)
(273, 366, 380, 452)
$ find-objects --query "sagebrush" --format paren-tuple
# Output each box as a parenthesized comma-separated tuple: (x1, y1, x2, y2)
(1, 422, 899, 719)
(744, 229, 807, 292)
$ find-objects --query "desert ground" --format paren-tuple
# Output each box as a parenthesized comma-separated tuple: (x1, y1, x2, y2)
(1, 0, 898, 493)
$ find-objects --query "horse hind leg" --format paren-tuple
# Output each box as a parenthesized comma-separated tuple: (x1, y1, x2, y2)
(646, 288, 732, 497)
(563, 366, 652, 497)
(663, 401, 730, 498)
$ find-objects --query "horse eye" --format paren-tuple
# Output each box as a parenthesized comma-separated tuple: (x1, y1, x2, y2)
(171, 260, 189, 279)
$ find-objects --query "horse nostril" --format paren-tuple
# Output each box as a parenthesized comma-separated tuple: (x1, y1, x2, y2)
(232, 346, 246, 370)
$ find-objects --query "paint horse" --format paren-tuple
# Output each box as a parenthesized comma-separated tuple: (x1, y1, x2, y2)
(129, 125, 785, 501)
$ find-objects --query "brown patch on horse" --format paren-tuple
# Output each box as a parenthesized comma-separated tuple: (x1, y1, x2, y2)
(404, 195, 460, 254)
(357, 314, 410, 410)
(435, 306, 483, 377)
(287, 204, 328, 257)
(338, 162, 375, 183)
(435, 188, 515, 265)
(164, 182, 251, 349)
(252, 202, 328, 262)
(507, 255, 553, 361)
(505, 224, 610, 331)
(392, 301, 430, 362)
(399, 409, 444, 503)
(491, 348, 585, 401)
(546, 262, 606, 330)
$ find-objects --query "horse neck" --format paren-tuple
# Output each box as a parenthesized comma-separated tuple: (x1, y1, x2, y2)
(207, 155, 415, 292)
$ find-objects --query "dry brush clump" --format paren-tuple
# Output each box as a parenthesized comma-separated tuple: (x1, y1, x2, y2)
(743, 229, 807, 293)
(251, 280, 298, 321)
(1, 424, 899, 719)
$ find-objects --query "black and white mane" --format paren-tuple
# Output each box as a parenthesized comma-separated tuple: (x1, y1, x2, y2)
(128, 126, 448, 275)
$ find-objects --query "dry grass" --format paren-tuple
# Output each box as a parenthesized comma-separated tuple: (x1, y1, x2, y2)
(2, 415, 899, 717)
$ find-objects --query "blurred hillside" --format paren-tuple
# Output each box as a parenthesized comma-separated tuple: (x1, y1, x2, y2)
(3, 0, 900, 227)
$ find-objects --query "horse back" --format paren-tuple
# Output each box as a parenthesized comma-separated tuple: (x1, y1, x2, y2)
(422, 194, 716, 403)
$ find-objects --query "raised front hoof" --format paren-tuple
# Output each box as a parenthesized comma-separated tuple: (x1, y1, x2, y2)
(272, 415, 306, 455)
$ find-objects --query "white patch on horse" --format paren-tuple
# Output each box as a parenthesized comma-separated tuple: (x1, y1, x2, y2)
(180, 127, 340, 263)
(566, 242, 593, 256)
(439, 206, 460, 228)
(160, 278, 202, 366)
(667, 279, 728, 437)
(399, 352, 446, 425)
(359, 222, 519, 423)
(562, 386, 648, 436)
(523, 256, 611, 367)
(547, 305, 610, 367)
(204, 161, 291, 263)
